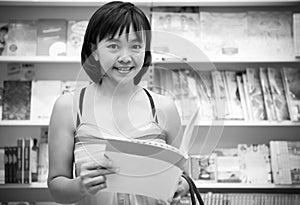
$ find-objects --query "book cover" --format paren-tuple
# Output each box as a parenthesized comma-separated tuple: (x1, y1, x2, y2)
(259, 67, 276, 121)
(38, 127, 49, 182)
(211, 71, 230, 120)
(6, 20, 37, 56)
(236, 74, 249, 121)
(66, 20, 88, 56)
(24, 138, 33, 184)
(0, 80, 3, 121)
(0, 148, 4, 184)
(37, 19, 67, 56)
(75, 137, 187, 203)
(267, 67, 290, 121)
(242, 73, 253, 120)
(224, 71, 244, 120)
(270, 141, 300, 184)
(214, 148, 242, 183)
(151, 11, 201, 61)
(246, 67, 266, 121)
(199, 11, 248, 59)
(30, 80, 62, 122)
(195, 71, 215, 120)
(247, 11, 293, 60)
(16, 138, 24, 183)
(0, 22, 9, 56)
(282, 67, 300, 121)
(2, 81, 32, 120)
(293, 13, 300, 58)
(238, 144, 272, 184)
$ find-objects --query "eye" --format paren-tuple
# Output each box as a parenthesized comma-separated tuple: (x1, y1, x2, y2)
(107, 44, 120, 49)
(132, 44, 142, 50)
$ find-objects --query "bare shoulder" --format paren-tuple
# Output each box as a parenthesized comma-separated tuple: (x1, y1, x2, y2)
(146, 89, 177, 112)
(50, 93, 75, 131)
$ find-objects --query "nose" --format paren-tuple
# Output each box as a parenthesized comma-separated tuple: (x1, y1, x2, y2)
(117, 49, 132, 64)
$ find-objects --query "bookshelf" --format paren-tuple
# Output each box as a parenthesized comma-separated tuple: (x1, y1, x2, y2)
(0, 0, 299, 203)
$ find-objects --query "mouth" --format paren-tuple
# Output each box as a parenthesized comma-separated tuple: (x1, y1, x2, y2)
(113, 66, 134, 74)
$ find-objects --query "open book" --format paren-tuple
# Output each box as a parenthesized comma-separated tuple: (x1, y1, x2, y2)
(75, 107, 200, 203)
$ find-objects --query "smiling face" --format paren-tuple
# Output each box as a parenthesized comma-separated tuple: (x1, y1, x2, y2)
(93, 27, 146, 85)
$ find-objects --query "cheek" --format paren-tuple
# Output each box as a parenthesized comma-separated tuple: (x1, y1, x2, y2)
(133, 52, 146, 66)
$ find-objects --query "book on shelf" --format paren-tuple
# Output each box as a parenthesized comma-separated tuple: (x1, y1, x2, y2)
(30, 80, 62, 122)
(224, 71, 244, 120)
(0, 22, 8, 56)
(6, 20, 37, 56)
(246, 67, 266, 121)
(282, 67, 300, 122)
(66, 20, 88, 57)
(0, 148, 4, 184)
(16, 138, 24, 184)
(236, 74, 249, 121)
(2, 80, 32, 120)
(294, 13, 300, 58)
(151, 10, 201, 61)
(199, 11, 248, 59)
(195, 71, 216, 120)
(247, 11, 293, 60)
(259, 67, 277, 121)
(267, 67, 290, 121)
(37, 19, 67, 56)
(211, 71, 230, 120)
(238, 144, 272, 184)
(270, 141, 300, 185)
(0, 81, 3, 121)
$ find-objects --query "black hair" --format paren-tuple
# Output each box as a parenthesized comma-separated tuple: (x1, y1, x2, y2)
(81, 1, 152, 84)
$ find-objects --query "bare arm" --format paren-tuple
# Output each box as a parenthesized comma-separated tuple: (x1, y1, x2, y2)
(47, 93, 86, 203)
(47, 93, 115, 204)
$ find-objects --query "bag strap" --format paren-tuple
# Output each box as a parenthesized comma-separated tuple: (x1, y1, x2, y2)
(182, 174, 205, 205)
(143, 88, 158, 123)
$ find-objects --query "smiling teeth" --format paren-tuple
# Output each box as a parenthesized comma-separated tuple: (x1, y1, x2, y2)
(117, 67, 131, 71)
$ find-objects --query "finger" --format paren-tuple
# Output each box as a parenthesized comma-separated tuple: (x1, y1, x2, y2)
(83, 160, 114, 170)
(87, 182, 107, 195)
(86, 168, 116, 178)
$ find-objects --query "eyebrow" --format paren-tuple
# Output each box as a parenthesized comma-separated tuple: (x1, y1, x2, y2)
(105, 38, 144, 43)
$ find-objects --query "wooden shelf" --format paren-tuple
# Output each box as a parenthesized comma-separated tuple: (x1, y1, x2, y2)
(181, 120, 300, 127)
(0, 120, 49, 126)
(0, 183, 52, 202)
(1, 119, 300, 127)
(195, 181, 300, 193)
(0, 56, 80, 63)
(0, 56, 299, 64)
(0, 0, 299, 7)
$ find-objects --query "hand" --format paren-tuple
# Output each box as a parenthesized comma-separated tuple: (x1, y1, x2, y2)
(168, 176, 189, 205)
(78, 160, 116, 196)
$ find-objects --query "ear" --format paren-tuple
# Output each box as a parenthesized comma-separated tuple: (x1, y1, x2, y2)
(90, 43, 99, 61)
(92, 51, 99, 61)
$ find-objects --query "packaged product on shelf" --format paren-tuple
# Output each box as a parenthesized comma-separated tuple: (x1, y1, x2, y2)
(238, 144, 272, 184)
(6, 63, 35, 81)
(6, 20, 37, 56)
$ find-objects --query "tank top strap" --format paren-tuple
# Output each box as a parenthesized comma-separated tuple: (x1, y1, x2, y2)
(75, 87, 87, 129)
(143, 88, 158, 123)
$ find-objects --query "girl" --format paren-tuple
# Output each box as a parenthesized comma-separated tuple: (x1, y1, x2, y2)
(47, 1, 189, 204)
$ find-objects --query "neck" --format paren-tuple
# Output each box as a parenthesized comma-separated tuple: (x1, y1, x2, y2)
(96, 78, 140, 99)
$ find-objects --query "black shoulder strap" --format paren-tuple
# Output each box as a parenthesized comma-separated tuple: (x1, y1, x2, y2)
(143, 88, 158, 123)
(76, 87, 86, 128)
